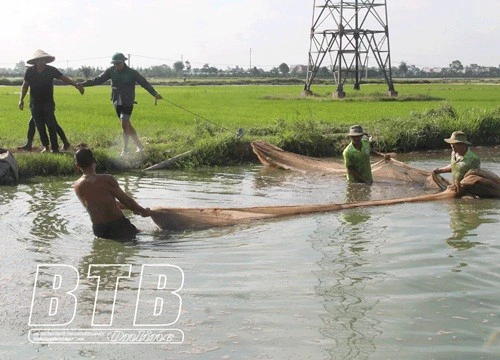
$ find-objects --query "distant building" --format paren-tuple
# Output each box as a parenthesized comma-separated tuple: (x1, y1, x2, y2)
(422, 67, 442, 73)
(290, 65, 308, 76)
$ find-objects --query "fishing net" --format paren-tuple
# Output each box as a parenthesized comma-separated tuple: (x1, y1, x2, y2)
(150, 189, 456, 231)
(149, 142, 500, 231)
(251, 140, 446, 188)
(251, 140, 346, 174)
(459, 169, 500, 198)
(151, 170, 500, 231)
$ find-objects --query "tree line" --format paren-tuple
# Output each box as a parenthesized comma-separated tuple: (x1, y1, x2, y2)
(1, 59, 499, 79)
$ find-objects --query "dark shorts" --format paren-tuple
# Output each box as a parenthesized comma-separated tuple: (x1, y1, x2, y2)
(115, 105, 134, 121)
(92, 216, 139, 241)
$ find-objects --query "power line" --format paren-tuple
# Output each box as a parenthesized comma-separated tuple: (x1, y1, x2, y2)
(53, 56, 110, 64)
(130, 53, 280, 69)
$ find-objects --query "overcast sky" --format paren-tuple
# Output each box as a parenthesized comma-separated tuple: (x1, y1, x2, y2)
(1, 0, 498, 70)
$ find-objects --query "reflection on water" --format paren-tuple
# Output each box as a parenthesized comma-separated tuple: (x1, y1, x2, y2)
(80, 238, 140, 283)
(310, 213, 388, 360)
(2, 151, 500, 359)
(0, 183, 17, 206)
(344, 182, 372, 203)
(446, 198, 498, 250)
(342, 183, 372, 225)
(26, 180, 71, 239)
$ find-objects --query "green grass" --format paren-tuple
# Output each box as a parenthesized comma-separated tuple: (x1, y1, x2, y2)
(1, 82, 499, 177)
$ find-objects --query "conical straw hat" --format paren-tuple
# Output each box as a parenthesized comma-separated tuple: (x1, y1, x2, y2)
(27, 49, 55, 65)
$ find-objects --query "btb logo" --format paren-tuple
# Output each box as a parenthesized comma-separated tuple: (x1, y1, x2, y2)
(28, 264, 184, 344)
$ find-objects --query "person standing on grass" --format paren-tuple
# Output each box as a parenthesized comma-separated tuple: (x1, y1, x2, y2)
(73, 147, 152, 241)
(18, 50, 84, 153)
(342, 125, 390, 184)
(79, 53, 163, 157)
(433, 131, 480, 196)
(17, 116, 70, 152)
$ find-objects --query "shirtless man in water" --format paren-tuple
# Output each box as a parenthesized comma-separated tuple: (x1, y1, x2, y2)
(73, 147, 152, 240)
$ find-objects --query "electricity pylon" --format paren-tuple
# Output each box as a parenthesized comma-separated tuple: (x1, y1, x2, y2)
(303, 0, 397, 98)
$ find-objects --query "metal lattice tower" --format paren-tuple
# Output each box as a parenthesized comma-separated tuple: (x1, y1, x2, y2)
(303, 0, 397, 98)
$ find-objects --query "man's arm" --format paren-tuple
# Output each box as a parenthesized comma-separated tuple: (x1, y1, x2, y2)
(433, 164, 452, 174)
(108, 176, 151, 217)
(366, 136, 392, 160)
(454, 179, 463, 196)
(433, 164, 462, 195)
(60, 75, 84, 94)
(18, 81, 29, 110)
(372, 150, 393, 161)
(134, 71, 162, 100)
(79, 69, 111, 87)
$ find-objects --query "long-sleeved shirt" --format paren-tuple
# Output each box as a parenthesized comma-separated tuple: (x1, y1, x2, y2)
(81, 65, 158, 106)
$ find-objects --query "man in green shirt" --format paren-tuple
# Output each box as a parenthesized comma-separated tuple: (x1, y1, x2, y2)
(342, 125, 389, 184)
(80, 53, 162, 157)
(433, 131, 480, 195)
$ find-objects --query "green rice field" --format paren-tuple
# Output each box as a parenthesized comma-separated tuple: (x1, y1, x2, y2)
(1, 82, 499, 176)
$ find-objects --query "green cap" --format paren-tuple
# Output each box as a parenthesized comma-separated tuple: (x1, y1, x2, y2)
(111, 53, 127, 64)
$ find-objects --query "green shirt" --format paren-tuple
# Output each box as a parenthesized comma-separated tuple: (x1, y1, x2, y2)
(81, 65, 158, 107)
(342, 139, 373, 183)
(451, 149, 480, 182)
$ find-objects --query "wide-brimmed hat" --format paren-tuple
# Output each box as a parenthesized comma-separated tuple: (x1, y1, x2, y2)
(27, 49, 55, 65)
(347, 125, 367, 137)
(111, 52, 128, 64)
(444, 131, 471, 145)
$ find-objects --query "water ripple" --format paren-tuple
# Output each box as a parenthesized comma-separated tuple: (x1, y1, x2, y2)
(2, 152, 500, 359)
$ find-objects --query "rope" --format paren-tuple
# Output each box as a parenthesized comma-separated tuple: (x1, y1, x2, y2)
(156, 98, 244, 138)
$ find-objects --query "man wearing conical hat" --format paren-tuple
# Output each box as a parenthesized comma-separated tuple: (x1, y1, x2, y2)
(18, 50, 84, 153)
(79, 53, 163, 157)
(433, 131, 480, 195)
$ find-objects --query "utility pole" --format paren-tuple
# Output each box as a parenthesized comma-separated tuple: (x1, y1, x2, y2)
(249, 48, 252, 70)
(127, 54, 131, 67)
(303, 0, 397, 98)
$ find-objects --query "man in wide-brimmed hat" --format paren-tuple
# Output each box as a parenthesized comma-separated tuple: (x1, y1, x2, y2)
(342, 125, 390, 184)
(79, 52, 163, 157)
(433, 131, 480, 195)
(18, 50, 84, 153)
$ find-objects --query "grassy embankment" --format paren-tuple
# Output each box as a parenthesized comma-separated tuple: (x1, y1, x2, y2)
(0, 82, 499, 178)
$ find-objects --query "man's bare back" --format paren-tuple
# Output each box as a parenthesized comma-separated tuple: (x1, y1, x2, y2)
(73, 173, 125, 225)
(73, 147, 151, 240)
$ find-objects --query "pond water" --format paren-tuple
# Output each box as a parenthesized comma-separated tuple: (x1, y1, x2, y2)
(1, 150, 500, 360)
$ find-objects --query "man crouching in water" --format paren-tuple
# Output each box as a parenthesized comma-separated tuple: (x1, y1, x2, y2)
(73, 147, 152, 240)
